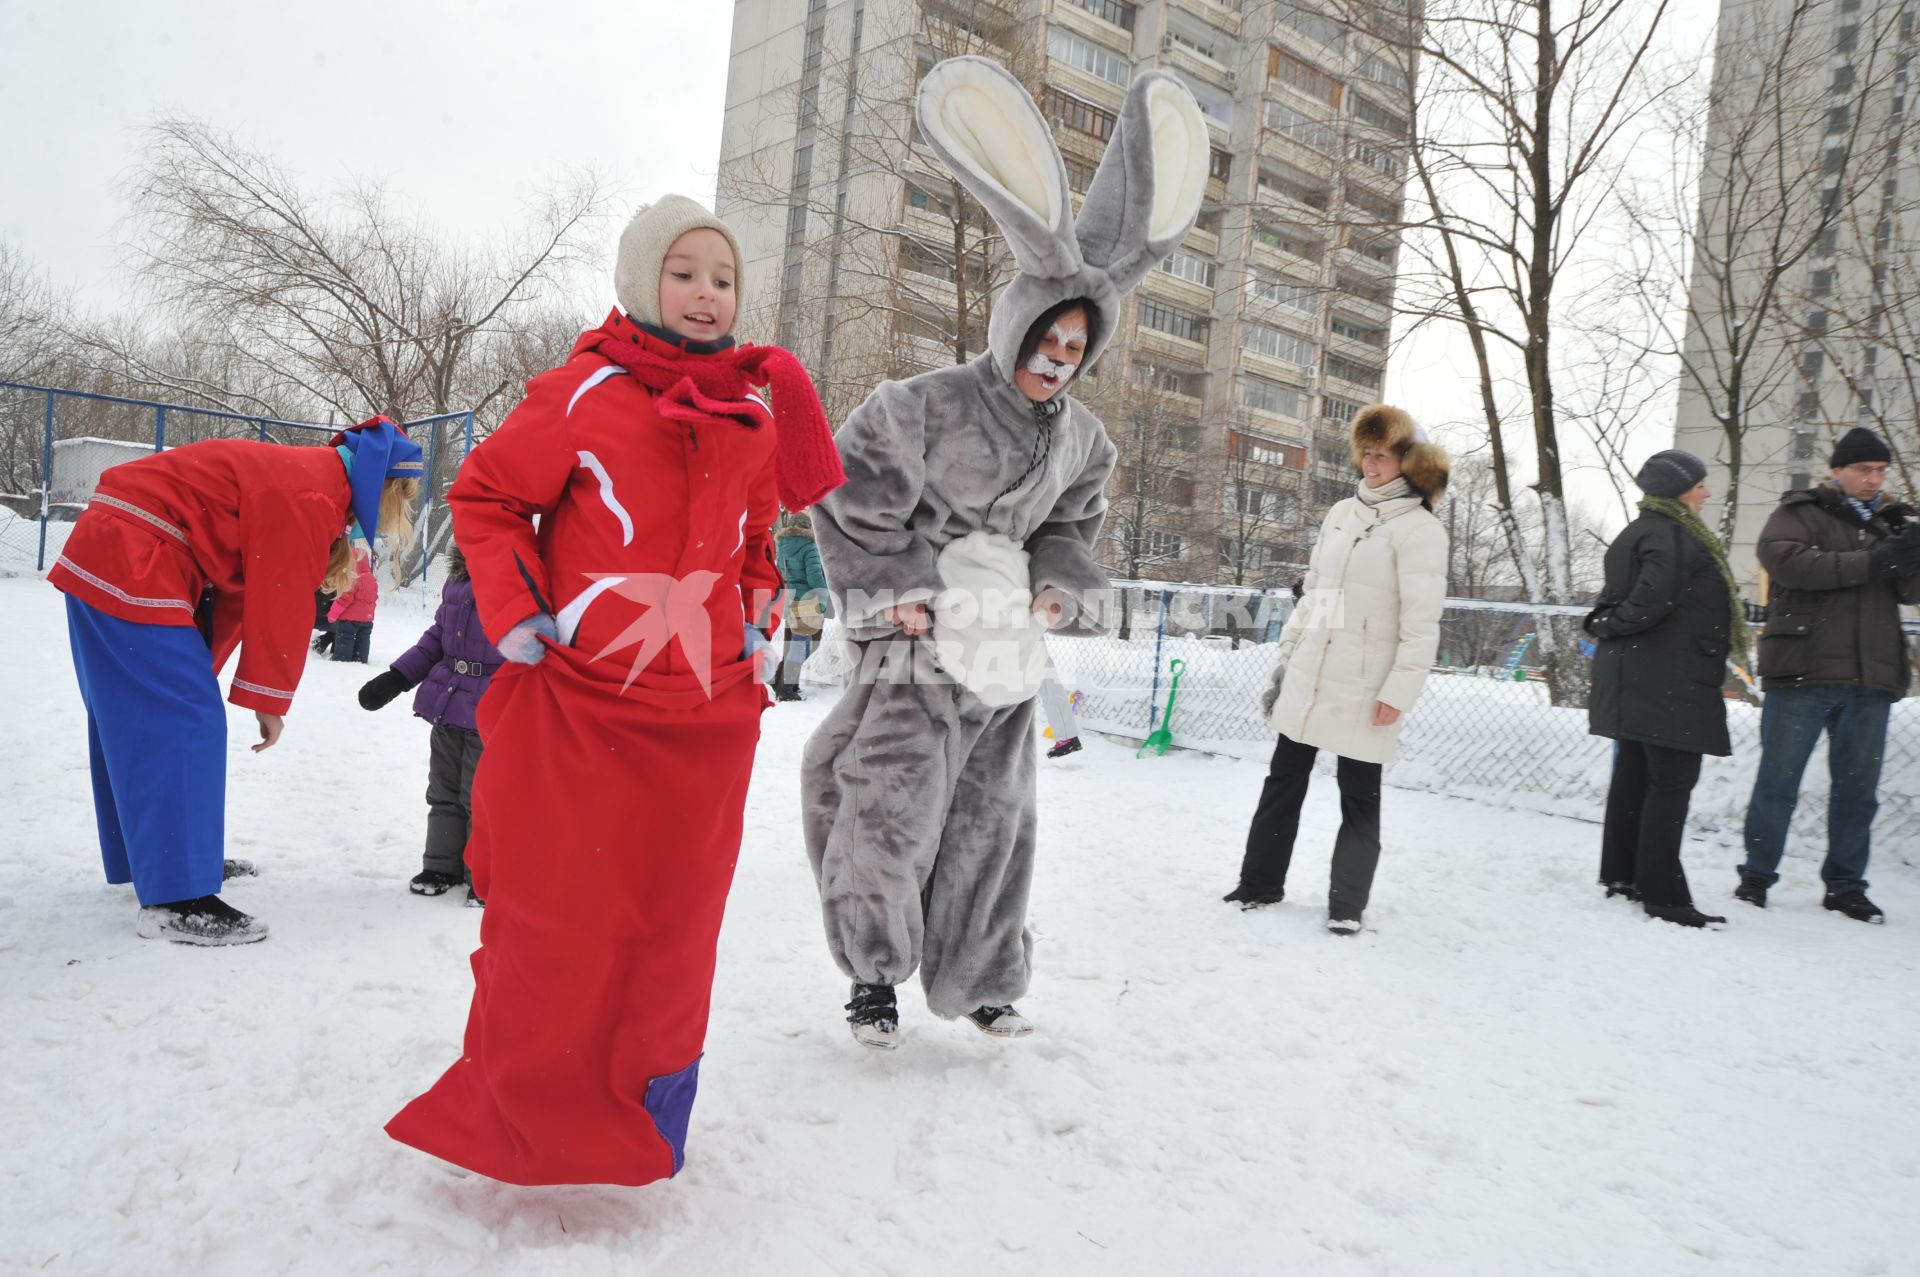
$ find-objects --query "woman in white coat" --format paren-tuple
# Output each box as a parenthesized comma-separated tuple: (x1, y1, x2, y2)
(1224, 406, 1450, 934)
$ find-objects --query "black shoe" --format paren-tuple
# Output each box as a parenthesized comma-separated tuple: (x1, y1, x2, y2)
(1045, 736, 1083, 760)
(222, 858, 258, 881)
(1327, 902, 1364, 935)
(465, 887, 485, 908)
(1223, 884, 1285, 910)
(1823, 890, 1885, 924)
(964, 1004, 1034, 1037)
(1644, 902, 1727, 929)
(409, 870, 462, 897)
(135, 895, 270, 945)
(1733, 875, 1769, 908)
(773, 682, 802, 703)
(1603, 881, 1641, 902)
(846, 983, 899, 1050)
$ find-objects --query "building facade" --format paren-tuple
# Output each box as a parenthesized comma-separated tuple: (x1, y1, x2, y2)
(1673, 0, 1919, 586)
(719, 0, 1417, 588)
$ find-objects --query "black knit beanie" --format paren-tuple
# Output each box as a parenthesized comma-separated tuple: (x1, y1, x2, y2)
(1634, 449, 1708, 499)
(1829, 427, 1892, 468)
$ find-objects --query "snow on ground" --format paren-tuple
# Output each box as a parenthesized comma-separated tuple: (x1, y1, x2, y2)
(3, 574, 1918, 1276)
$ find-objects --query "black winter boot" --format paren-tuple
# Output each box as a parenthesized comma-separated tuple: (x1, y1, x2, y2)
(1644, 902, 1727, 929)
(135, 895, 270, 946)
(1604, 882, 1641, 902)
(1823, 890, 1885, 924)
(1326, 901, 1365, 935)
(410, 870, 462, 897)
(846, 983, 898, 1050)
(1045, 736, 1083, 759)
(1733, 875, 1769, 908)
(1223, 884, 1285, 910)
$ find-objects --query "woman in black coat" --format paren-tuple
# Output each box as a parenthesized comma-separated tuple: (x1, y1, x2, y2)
(1584, 449, 1751, 929)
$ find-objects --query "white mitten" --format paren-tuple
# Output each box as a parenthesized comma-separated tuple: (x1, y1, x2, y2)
(929, 530, 1050, 707)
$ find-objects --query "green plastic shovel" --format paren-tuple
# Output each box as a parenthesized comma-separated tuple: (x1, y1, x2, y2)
(1137, 658, 1187, 758)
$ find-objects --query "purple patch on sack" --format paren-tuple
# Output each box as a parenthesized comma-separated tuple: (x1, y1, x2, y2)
(643, 1055, 703, 1175)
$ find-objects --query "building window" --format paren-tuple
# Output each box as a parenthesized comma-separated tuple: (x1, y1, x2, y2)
(1338, 271, 1392, 306)
(1277, 1, 1347, 50)
(1810, 268, 1835, 295)
(1159, 251, 1218, 287)
(1049, 27, 1130, 86)
(1146, 529, 1185, 560)
(1348, 138, 1407, 179)
(1321, 396, 1362, 424)
(907, 183, 954, 218)
(1066, 0, 1136, 31)
(1345, 182, 1402, 222)
(1800, 347, 1824, 378)
(901, 239, 956, 282)
(1139, 299, 1211, 343)
(1791, 429, 1816, 459)
(1324, 353, 1384, 389)
(1358, 55, 1409, 93)
(1350, 93, 1409, 136)
(793, 145, 813, 184)
(1184, 80, 1235, 127)
(1229, 430, 1309, 470)
(1210, 147, 1233, 181)
(1131, 361, 1206, 397)
(1256, 221, 1323, 262)
(1331, 313, 1388, 347)
(1247, 269, 1319, 317)
(1258, 162, 1330, 210)
(1042, 88, 1117, 142)
(1240, 322, 1316, 366)
(1237, 374, 1305, 418)
(1269, 46, 1344, 106)
(1265, 99, 1340, 154)
(786, 202, 809, 245)
(1062, 154, 1097, 192)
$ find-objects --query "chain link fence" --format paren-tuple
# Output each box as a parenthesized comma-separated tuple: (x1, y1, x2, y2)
(800, 580, 1920, 856)
(0, 381, 472, 592)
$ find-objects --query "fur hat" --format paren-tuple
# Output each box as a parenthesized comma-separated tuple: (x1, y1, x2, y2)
(1350, 404, 1450, 505)
(613, 195, 746, 328)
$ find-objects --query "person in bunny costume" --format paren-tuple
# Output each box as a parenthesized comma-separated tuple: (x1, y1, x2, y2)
(802, 56, 1209, 1049)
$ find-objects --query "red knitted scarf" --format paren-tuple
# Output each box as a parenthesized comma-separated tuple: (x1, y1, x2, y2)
(591, 333, 845, 512)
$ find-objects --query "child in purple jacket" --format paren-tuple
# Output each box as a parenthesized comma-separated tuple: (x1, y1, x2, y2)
(358, 544, 505, 904)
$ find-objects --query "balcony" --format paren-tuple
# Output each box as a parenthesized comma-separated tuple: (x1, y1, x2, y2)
(1162, 36, 1236, 94)
(1172, 0, 1242, 38)
(1141, 268, 1215, 312)
(1134, 323, 1210, 362)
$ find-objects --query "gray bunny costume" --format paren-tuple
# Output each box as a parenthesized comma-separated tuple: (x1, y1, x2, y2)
(801, 57, 1207, 1020)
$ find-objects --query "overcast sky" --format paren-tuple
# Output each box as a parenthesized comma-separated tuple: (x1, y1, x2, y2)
(0, 0, 733, 312)
(3, 0, 1719, 528)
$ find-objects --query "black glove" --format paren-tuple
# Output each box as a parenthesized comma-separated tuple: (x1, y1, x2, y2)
(1868, 529, 1920, 578)
(358, 669, 412, 711)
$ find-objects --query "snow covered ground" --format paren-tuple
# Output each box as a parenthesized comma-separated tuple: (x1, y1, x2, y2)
(3, 574, 1918, 1276)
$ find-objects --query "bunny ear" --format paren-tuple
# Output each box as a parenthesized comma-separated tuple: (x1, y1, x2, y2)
(915, 56, 1081, 279)
(1076, 71, 1209, 293)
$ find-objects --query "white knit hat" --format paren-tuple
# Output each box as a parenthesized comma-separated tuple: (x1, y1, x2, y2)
(613, 195, 746, 328)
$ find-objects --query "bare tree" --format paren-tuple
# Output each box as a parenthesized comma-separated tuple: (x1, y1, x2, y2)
(112, 118, 608, 577)
(1373, 0, 1682, 706)
(1622, 0, 1912, 545)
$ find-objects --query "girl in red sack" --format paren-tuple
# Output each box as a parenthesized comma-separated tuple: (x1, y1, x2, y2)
(385, 196, 843, 1187)
(47, 418, 422, 945)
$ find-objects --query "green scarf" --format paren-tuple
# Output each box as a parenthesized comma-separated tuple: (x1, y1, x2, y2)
(1639, 496, 1754, 670)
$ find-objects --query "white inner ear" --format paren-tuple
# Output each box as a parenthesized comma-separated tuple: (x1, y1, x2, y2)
(1144, 80, 1209, 242)
(925, 67, 1063, 230)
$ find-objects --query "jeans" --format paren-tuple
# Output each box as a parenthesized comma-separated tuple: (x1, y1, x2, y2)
(1236, 733, 1383, 912)
(331, 619, 373, 663)
(1599, 740, 1703, 908)
(1741, 683, 1893, 894)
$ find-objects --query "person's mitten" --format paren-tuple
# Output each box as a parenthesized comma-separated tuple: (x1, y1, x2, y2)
(742, 624, 777, 685)
(1259, 662, 1286, 718)
(1868, 527, 1920, 578)
(499, 613, 559, 664)
(358, 669, 412, 711)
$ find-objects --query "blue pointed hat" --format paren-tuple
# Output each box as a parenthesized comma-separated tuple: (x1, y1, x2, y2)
(330, 416, 424, 539)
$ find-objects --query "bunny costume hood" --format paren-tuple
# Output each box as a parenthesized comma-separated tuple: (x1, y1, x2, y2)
(801, 59, 1206, 1022)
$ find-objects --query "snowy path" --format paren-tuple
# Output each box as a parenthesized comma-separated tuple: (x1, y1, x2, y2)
(2, 576, 1917, 1276)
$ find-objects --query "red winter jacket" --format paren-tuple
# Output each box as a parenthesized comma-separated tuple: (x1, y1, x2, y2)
(48, 439, 352, 715)
(327, 548, 378, 623)
(449, 318, 784, 686)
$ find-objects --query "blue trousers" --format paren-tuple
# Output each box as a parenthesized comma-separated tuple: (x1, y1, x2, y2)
(65, 596, 228, 906)
(331, 619, 372, 662)
(1740, 682, 1893, 895)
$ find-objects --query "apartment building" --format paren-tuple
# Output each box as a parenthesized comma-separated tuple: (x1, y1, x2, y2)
(718, 0, 1417, 587)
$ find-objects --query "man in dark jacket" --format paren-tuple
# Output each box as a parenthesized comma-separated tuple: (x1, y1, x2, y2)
(1737, 428, 1920, 923)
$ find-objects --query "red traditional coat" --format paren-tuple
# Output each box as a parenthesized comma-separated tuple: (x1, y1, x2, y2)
(47, 440, 352, 715)
(448, 317, 785, 684)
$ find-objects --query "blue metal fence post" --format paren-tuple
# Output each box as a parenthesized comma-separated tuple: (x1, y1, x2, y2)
(153, 405, 167, 452)
(463, 410, 474, 457)
(35, 391, 55, 572)
(1146, 588, 1170, 731)
(420, 420, 440, 590)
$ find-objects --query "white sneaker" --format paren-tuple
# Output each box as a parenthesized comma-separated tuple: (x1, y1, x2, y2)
(964, 1005, 1034, 1038)
(135, 896, 270, 946)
